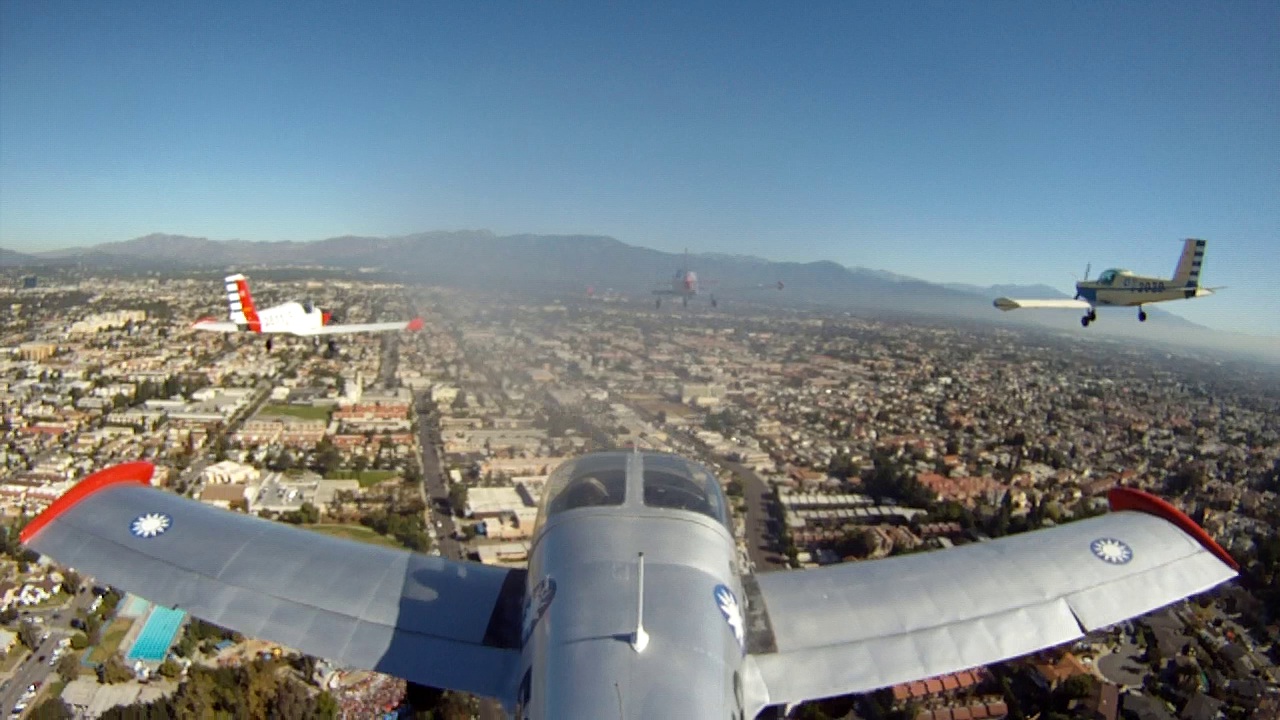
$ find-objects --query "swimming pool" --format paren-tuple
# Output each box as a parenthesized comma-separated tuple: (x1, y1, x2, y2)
(125, 606, 186, 661)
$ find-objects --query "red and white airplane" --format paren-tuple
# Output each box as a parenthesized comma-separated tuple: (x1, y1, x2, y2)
(652, 251, 785, 308)
(192, 273, 423, 350)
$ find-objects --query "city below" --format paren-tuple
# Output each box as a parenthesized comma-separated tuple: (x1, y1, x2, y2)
(0, 269, 1277, 720)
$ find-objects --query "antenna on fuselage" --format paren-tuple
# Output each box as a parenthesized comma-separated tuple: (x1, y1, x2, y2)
(1073, 262, 1092, 300)
(631, 552, 649, 653)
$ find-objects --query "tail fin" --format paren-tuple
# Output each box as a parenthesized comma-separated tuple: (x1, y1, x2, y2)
(223, 274, 260, 329)
(1171, 238, 1207, 288)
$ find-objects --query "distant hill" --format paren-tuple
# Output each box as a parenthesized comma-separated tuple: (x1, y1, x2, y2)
(20, 230, 1278, 363)
(0, 247, 41, 267)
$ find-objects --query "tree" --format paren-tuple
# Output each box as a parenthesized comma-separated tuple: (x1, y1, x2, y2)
(69, 632, 89, 650)
(100, 655, 135, 684)
(1058, 673, 1097, 701)
(834, 529, 876, 559)
(312, 438, 341, 476)
(448, 483, 468, 516)
(56, 653, 80, 682)
(60, 569, 81, 593)
(17, 619, 40, 650)
(314, 691, 339, 719)
(158, 658, 181, 679)
(27, 699, 73, 720)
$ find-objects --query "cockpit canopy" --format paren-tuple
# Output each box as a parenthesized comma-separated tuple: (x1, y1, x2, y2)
(537, 451, 729, 532)
(1095, 269, 1130, 286)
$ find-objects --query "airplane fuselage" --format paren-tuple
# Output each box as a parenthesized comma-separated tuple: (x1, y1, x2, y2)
(654, 271, 699, 298)
(244, 301, 331, 334)
(513, 452, 754, 719)
(1074, 271, 1211, 308)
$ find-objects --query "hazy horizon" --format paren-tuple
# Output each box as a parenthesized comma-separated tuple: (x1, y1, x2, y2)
(2, 2, 1276, 334)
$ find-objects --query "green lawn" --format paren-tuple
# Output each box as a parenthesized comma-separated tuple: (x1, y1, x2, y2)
(258, 404, 332, 421)
(325, 469, 398, 487)
(0, 647, 24, 673)
(305, 524, 404, 549)
(89, 618, 133, 664)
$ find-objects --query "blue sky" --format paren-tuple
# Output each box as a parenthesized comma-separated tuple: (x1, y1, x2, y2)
(2, 2, 1277, 334)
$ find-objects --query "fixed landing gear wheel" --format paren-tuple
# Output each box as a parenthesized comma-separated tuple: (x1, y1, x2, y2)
(265, 338, 274, 351)
(1138, 309, 1147, 322)
(1089, 310, 1097, 321)
(711, 295, 718, 308)
(1081, 316, 1091, 328)
(326, 340, 338, 356)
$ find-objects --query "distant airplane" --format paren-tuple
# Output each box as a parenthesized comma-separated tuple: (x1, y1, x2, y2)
(653, 250, 784, 308)
(192, 273, 423, 351)
(22, 451, 1237, 719)
(994, 239, 1223, 327)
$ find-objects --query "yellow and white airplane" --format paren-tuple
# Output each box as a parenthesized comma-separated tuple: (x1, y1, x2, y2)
(994, 239, 1223, 327)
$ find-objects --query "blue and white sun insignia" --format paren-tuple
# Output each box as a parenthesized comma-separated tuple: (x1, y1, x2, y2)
(129, 512, 172, 539)
(1090, 537, 1133, 565)
(714, 584, 745, 652)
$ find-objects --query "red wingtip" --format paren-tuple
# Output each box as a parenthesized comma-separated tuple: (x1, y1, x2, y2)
(407, 317, 425, 332)
(1108, 486, 1238, 571)
(191, 316, 218, 328)
(19, 461, 156, 545)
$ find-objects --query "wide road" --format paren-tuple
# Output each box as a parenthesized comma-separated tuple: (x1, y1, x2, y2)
(722, 460, 788, 572)
(412, 394, 504, 720)
(0, 585, 97, 716)
(415, 398, 462, 560)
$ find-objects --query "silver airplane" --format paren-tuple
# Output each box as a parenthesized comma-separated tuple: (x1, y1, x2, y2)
(21, 452, 1237, 718)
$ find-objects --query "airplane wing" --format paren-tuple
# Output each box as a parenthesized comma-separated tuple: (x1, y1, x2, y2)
(191, 317, 241, 333)
(293, 317, 425, 336)
(993, 297, 1093, 311)
(20, 463, 523, 700)
(743, 487, 1237, 709)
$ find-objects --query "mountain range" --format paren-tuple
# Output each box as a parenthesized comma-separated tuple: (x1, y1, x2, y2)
(5, 231, 1277, 363)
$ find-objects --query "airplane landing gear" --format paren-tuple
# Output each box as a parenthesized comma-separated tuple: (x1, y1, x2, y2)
(710, 295, 718, 308)
(1137, 308, 1147, 322)
(325, 339, 339, 357)
(265, 338, 274, 351)
(1081, 309, 1098, 328)
(1081, 315, 1090, 328)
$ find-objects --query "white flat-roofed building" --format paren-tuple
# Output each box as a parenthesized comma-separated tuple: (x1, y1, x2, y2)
(466, 487, 530, 519)
(475, 541, 531, 567)
(201, 460, 261, 485)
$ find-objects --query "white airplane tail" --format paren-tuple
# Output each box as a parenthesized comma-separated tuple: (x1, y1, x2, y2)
(1171, 238, 1207, 289)
(223, 274, 260, 327)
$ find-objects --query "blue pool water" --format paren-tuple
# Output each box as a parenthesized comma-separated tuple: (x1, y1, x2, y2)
(126, 606, 186, 661)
